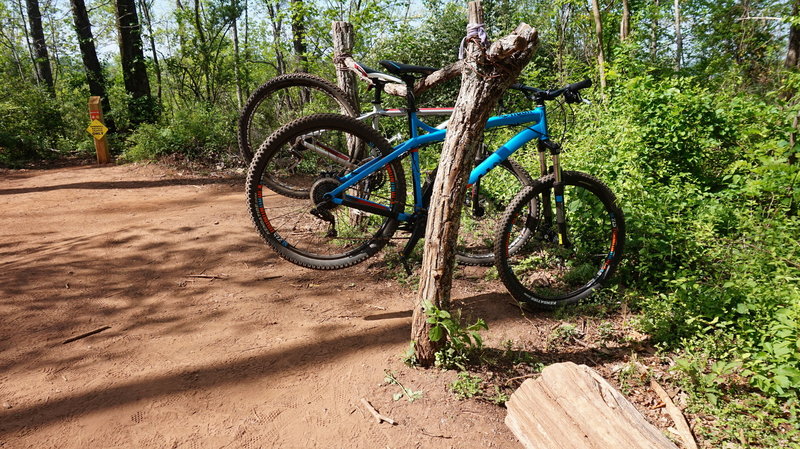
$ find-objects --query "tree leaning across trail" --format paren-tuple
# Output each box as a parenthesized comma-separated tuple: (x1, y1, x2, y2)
(410, 1, 539, 365)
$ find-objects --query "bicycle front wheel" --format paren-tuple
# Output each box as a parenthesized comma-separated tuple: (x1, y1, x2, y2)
(247, 114, 406, 270)
(494, 171, 625, 310)
(238, 73, 359, 166)
(456, 158, 535, 266)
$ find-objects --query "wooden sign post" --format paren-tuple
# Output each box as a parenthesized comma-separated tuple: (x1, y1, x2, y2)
(87, 96, 110, 164)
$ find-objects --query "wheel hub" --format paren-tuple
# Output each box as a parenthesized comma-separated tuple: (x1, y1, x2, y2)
(310, 177, 342, 207)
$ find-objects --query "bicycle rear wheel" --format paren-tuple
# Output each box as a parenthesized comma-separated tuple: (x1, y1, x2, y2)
(455, 158, 535, 266)
(247, 114, 406, 270)
(494, 171, 625, 309)
(238, 73, 359, 167)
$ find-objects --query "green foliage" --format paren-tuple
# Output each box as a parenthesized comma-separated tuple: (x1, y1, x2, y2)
(450, 372, 483, 399)
(555, 70, 800, 434)
(423, 300, 488, 370)
(123, 103, 236, 161)
(0, 81, 67, 166)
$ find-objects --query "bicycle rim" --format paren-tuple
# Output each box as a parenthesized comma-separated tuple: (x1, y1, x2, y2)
(239, 73, 358, 165)
(496, 172, 624, 308)
(456, 159, 535, 266)
(247, 114, 406, 270)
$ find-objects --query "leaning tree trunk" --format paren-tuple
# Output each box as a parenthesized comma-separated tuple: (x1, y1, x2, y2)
(25, 0, 54, 92)
(69, 0, 116, 131)
(115, 0, 155, 125)
(410, 1, 539, 365)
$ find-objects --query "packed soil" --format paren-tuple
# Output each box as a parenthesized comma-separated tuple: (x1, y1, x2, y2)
(0, 161, 686, 448)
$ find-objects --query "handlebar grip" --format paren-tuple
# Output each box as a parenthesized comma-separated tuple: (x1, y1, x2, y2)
(567, 78, 592, 91)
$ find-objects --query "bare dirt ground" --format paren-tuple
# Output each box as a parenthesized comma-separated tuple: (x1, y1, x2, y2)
(0, 161, 680, 449)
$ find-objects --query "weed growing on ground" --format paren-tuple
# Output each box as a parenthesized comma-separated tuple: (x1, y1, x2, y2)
(424, 301, 488, 371)
(384, 370, 423, 402)
(451, 372, 484, 399)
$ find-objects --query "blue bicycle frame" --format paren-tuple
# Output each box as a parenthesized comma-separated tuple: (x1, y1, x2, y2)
(324, 106, 550, 221)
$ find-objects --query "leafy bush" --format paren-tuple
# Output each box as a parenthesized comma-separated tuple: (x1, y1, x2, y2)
(0, 81, 67, 166)
(123, 103, 236, 161)
(556, 73, 800, 410)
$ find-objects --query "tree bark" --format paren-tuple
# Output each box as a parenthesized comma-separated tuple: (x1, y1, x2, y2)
(15, 0, 39, 82)
(505, 362, 680, 449)
(331, 21, 358, 111)
(265, 1, 286, 75)
(590, 0, 606, 97)
(290, 0, 307, 71)
(557, 4, 571, 83)
(25, 0, 53, 92)
(674, 0, 682, 70)
(620, 0, 631, 41)
(787, 0, 800, 68)
(69, 0, 116, 132)
(137, 0, 162, 110)
(650, 0, 661, 61)
(411, 1, 538, 366)
(232, 2, 243, 109)
(116, 0, 155, 125)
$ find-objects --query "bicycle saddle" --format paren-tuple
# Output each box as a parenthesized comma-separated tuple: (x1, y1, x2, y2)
(379, 60, 437, 76)
(352, 61, 403, 84)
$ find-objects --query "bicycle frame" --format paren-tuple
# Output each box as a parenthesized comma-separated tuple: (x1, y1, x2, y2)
(324, 105, 551, 222)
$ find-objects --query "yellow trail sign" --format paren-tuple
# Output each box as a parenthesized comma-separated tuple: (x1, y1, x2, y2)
(86, 119, 109, 140)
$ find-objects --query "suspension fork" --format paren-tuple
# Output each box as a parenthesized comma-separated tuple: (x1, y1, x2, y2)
(546, 140, 571, 247)
(537, 140, 571, 247)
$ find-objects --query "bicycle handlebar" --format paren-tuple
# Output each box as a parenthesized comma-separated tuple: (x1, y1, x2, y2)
(509, 78, 592, 103)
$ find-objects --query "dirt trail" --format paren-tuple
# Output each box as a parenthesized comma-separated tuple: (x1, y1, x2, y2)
(0, 162, 667, 449)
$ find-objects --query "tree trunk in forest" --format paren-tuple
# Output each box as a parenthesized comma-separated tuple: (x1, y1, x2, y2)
(620, 0, 630, 41)
(650, 0, 660, 61)
(787, 0, 800, 68)
(674, 0, 682, 70)
(192, 0, 212, 101)
(137, 0, 162, 110)
(590, 0, 606, 97)
(232, 7, 243, 109)
(115, 0, 155, 125)
(290, 0, 307, 72)
(411, 1, 538, 365)
(25, 0, 54, 92)
(557, 4, 571, 83)
(15, 0, 39, 82)
(0, 26, 27, 79)
(331, 21, 358, 111)
(266, 2, 286, 75)
(69, 0, 116, 132)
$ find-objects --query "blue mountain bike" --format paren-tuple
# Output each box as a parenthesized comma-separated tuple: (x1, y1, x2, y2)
(246, 64, 625, 306)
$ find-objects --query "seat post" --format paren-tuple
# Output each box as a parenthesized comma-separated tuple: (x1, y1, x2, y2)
(401, 75, 417, 112)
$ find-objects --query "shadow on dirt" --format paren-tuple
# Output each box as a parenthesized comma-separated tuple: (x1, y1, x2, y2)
(0, 320, 410, 436)
(0, 176, 240, 196)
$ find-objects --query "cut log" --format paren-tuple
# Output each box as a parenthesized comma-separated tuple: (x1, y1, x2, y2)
(505, 362, 678, 449)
